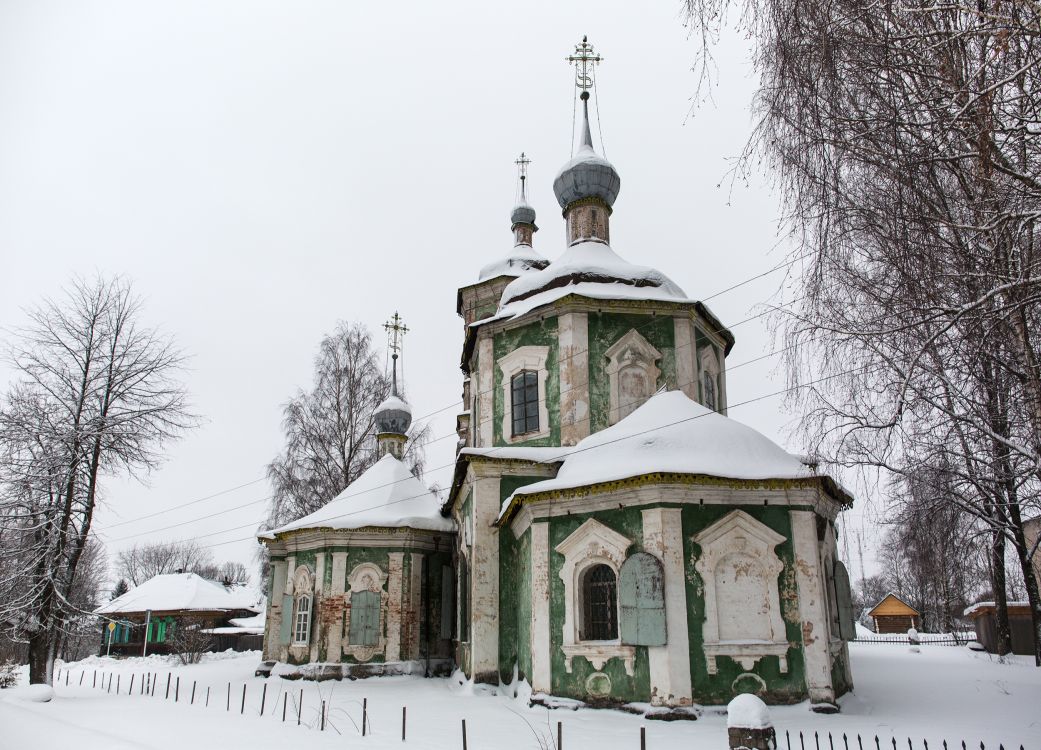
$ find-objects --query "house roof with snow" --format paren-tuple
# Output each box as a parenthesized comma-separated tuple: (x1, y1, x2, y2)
(496, 389, 851, 523)
(95, 573, 261, 616)
(260, 454, 456, 538)
(867, 593, 920, 617)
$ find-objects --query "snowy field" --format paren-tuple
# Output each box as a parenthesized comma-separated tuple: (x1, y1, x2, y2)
(1, 644, 1039, 750)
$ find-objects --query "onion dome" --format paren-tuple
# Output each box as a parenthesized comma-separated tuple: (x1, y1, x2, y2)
(511, 200, 537, 227)
(374, 393, 411, 436)
(552, 93, 621, 211)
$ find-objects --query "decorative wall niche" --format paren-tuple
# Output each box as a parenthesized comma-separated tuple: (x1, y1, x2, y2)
(693, 510, 790, 675)
(555, 518, 636, 676)
(605, 330, 662, 425)
(343, 562, 389, 662)
(698, 345, 721, 412)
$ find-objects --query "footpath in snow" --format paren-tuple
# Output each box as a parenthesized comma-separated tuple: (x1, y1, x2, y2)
(1, 643, 1039, 750)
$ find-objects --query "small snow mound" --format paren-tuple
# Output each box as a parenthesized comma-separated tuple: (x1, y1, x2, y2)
(967, 641, 986, 652)
(727, 693, 772, 729)
(13, 684, 54, 702)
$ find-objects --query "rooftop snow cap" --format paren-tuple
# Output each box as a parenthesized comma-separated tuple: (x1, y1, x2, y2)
(553, 92, 620, 211)
(374, 393, 411, 436)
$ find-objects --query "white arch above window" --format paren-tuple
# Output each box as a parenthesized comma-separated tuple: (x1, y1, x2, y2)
(497, 345, 551, 443)
(605, 329, 662, 425)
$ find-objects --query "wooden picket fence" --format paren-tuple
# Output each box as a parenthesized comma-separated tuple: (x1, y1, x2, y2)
(783, 729, 1028, 750)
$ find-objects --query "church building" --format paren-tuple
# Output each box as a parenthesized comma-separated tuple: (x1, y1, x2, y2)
(258, 38, 856, 709)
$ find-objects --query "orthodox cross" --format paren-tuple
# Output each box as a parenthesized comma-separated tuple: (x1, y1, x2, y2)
(565, 36, 603, 92)
(515, 152, 531, 200)
(383, 312, 408, 391)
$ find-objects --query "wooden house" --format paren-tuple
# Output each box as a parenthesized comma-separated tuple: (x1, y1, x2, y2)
(867, 594, 920, 634)
(94, 573, 261, 656)
(964, 601, 1036, 656)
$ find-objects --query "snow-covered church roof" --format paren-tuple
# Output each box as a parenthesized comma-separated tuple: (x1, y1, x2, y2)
(478, 243, 549, 282)
(261, 454, 455, 538)
(487, 240, 690, 323)
(498, 390, 836, 520)
(95, 573, 261, 615)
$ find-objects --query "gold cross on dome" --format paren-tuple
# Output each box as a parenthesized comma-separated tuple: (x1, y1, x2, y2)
(383, 312, 408, 356)
(565, 36, 603, 92)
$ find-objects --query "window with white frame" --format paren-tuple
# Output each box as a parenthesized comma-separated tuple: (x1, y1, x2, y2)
(511, 370, 540, 435)
(497, 346, 550, 442)
(580, 564, 618, 641)
(293, 594, 311, 645)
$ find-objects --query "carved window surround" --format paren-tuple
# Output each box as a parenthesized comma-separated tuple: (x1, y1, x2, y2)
(555, 518, 636, 676)
(498, 346, 550, 443)
(693, 510, 789, 675)
(289, 565, 314, 648)
(605, 329, 661, 425)
(343, 562, 389, 662)
(698, 345, 722, 412)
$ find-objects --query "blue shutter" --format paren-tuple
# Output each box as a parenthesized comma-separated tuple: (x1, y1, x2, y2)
(619, 552, 667, 646)
(279, 594, 293, 645)
(834, 560, 856, 641)
(350, 590, 380, 646)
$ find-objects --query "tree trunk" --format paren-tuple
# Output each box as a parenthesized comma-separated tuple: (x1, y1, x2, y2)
(27, 629, 55, 685)
(1008, 502, 1041, 666)
(989, 510, 1013, 656)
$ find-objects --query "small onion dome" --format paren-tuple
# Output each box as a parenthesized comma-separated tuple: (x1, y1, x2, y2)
(374, 393, 411, 435)
(510, 200, 536, 227)
(552, 93, 620, 210)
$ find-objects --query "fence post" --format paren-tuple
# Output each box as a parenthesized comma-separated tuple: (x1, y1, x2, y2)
(321, 700, 326, 731)
(175, 676, 180, 702)
(403, 706, 407, 741)
(206, 686, 211, 707)
(558, 721, 562, 750)
(298, 688, 302, 726)
(241, 684, 246, 714)
(363, 697, 368, 736)
(117, 674, 120, 695)
(165, 673, 171, 700)
(129, 674, 134, 695)
(461, 719, 467, 750)
(191, 681, 197, 705)
(727, 694, 775, 750)
(282, 692, 287, 722)
(93, 670, 97, 688)
(641, 726, 646, 750)
(107, 674, 112, 693)
(79, 672, 84, 686)
(260, 683, 267, 715)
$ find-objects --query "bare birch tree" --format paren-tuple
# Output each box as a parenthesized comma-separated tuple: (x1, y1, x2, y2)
(0, 276, 194, 683)
(265, 321, 429, 528)
(684, 0, 1041, 661)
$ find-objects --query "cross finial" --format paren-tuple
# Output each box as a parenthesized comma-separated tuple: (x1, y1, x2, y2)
(565, 36, 603, 93)
(383, 312, 409, 358)
(515, 152, 531, 200)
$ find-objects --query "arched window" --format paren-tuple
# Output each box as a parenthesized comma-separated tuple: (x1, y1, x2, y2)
(293, 594, 312, 645)
(511, 370, 539, 436)
(581, 564, 618, 641)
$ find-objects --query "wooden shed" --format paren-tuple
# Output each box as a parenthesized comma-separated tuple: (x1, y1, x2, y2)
(964, 601, 1036, 656)
(867, 593, 920, 634)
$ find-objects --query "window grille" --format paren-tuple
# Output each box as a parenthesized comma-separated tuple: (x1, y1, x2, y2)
(581, 564, 618, 641)
(511, 370, 540, 436)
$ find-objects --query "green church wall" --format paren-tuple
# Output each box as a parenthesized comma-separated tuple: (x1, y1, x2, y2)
(497, 475, 543, 682)
(587, 313, 675, 434)
(681, 504, 808, 704)
(547, 507, 651, 703)
(493, 318, 560, 446)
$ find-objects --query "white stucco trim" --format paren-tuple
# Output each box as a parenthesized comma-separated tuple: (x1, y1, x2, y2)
(554, 518, 635, 676)
(673, 316, 697, 400)
(497, 345, 551, 443)
(477, 337, 494, 447)
(604, 329, 662, 425)
(693, 510, 789, 675)
(327, 552, 348, 657)
(642, 508, 692, 706)
(790, 510, 836, 703)
(386, 553, 404, 661)
(559, 312, 590, 445)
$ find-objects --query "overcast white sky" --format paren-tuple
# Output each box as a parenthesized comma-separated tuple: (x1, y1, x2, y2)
(0, 1, 884, 589)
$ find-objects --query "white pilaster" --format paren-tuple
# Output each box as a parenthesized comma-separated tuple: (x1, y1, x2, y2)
(642, 508, 693, 706)
(530, 522, 552, 692)
(477, 336, 494, 447)
(387, 553, 405, 662)
(559, 312, 590, 445)
(471, 474, 500, 682)
(311, 552, 326, 662)
(409, 552, 424, 659)
(673, 317, 697, 400)
(328, 552, 348, 658)
(790, 510, 836, 703)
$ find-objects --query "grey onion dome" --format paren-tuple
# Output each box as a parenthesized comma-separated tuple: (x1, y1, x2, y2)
(374, 393, 412, 436)
(510, 200, 536, 226)
(552, 93, 621, 210)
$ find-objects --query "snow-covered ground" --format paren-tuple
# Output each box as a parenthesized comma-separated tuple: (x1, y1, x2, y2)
(1, 644, 1039, 750)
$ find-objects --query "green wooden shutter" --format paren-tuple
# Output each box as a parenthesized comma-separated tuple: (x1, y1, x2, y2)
(834, 560, 856, 641)
(619, 552, 667, 646)
(350, 590, 380, 646)
(279, 594, 293, 645)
